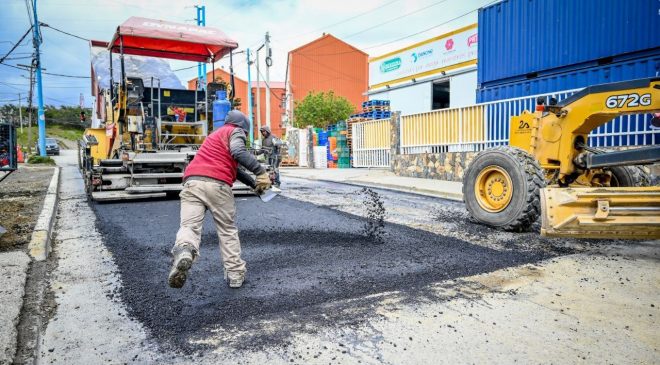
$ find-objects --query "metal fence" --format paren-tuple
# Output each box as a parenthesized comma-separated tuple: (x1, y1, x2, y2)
(352, 118, 391, 167)
(400, 88, 658, 154)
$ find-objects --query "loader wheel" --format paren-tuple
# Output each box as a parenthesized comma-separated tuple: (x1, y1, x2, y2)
(607, 166, 651, 187)
(463, 146, 545, 231)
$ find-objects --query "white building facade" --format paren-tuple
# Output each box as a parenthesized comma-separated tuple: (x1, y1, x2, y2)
(368, 24, 478, 114)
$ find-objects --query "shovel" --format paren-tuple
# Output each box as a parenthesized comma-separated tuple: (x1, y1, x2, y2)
(259, 186, 281, 202)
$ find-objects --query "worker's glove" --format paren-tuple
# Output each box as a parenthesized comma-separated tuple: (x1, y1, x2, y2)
(255, 172, 272, 195)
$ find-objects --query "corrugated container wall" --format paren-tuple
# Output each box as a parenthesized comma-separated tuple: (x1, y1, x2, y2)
(289, 34, 368, 113)
(477, 54, 660, 102)
(478, 0, 660, 87)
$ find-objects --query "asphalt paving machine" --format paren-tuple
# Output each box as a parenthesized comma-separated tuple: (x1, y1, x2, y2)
(463, 77, 660, 239)
(80, 17, 264, 201)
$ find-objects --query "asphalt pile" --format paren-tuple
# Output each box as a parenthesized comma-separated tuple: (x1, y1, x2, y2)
(358, 187, 385, 243)
(93, 194, 552, 353)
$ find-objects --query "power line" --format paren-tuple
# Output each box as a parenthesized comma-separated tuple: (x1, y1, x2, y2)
(289, 1, 491, 58)
(363, 3, 489, 51)
(281, 0, 401, 42)
(343, 0, 448, 40)
(41, 71, 90, 79)
(40, 22, 90, 41)
(173, 64, 198, 72)
(0, 26, 33, 64)
(0, 63, 29, 72)
(255, 69, 284, 101)
(0, 62, 90, 78)
(2, 56, 33, 61)
(24, 0, 34, 27)
(0, 81, 29, 92)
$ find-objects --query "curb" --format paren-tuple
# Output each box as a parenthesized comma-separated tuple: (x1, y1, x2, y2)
(350, 180, 463, 201)
(27, 167, 60, 261)
(282, 173, 463, 201)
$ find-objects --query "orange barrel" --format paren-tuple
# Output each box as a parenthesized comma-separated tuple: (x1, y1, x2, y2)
(328, 137, 337, 153)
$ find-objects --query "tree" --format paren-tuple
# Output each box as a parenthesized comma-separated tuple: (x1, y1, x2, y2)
(0, 104, 90, 128)
(293, 91, 354, 128)
(212, 76, 241, 110)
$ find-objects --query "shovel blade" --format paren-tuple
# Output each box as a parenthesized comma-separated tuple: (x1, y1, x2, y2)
(259, 187, 281, 202)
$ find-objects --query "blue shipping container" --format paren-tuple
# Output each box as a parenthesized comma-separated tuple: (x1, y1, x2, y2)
(477, 54, 660, 102)
(478, 55, 660, 147)
(478, 0, 660, 87)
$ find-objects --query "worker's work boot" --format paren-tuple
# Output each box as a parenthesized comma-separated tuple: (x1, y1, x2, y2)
(168, 245, 195, 289)
(225, 270, 245, 289)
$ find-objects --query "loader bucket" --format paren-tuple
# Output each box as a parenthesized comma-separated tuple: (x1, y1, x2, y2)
(540, 186, 660, 239)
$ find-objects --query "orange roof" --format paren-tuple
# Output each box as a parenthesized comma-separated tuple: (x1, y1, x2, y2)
(289, 33, 368, 56)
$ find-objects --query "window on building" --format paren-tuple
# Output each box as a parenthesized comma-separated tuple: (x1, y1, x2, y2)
(432, 81, 450, 110)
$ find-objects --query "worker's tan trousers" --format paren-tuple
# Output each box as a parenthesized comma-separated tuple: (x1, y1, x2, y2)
(173, 179, 246, 274)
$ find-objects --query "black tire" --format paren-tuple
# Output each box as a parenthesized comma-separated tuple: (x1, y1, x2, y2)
(463, 146, 545, 231)
(608, 166, 651, 187)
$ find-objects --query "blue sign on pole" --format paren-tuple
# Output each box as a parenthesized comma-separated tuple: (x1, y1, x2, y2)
(196, 6, 207, 90)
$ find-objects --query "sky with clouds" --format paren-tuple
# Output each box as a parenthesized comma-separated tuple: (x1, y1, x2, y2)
(0, 0, 494, 107)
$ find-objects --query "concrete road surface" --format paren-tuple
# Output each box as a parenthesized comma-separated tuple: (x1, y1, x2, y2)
(34, 150, 659, 364)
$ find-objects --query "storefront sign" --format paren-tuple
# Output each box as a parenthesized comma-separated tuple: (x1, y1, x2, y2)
(369, 24, 478, 88)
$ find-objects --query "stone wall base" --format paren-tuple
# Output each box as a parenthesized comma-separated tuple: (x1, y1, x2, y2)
(391, 152, 477, 182)
(391, 151, 657, 184)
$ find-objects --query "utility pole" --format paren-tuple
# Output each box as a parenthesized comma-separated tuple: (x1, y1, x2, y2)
(195, 5, 206, 90)
(264, 31, 271, 131)
(256, 47, 262, 140)
(26, 65, 35, 153)
(246, 48, 254, 144)
(31, 0, 47, 156)
(18, 93, 23, 133)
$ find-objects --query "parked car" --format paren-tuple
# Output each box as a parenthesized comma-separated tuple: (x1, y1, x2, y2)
(36, 138, 60, 156)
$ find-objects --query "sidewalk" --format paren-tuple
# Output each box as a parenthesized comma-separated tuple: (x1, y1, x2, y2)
(280, 167, 463, 201)
(0, 165, 58, 364)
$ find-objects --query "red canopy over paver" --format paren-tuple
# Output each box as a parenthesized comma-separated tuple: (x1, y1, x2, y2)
(108, 17, 238, 63)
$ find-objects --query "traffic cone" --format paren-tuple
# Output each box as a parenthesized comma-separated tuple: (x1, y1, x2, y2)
(17, 145, 24, 163)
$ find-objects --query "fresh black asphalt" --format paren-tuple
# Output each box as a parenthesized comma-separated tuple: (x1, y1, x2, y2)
(92, 190, 553, 354)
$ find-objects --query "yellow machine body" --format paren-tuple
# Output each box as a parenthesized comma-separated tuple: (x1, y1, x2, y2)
(83, 127, 112, 162)
(465, 78, 660, 239)
(541, 186, 660, 239)
(509, 79, 660, 177)
(523, 79, 660, 238)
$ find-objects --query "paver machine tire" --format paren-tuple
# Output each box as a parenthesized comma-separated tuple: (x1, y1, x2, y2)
(462, 146, 546, 232)
(607, 165, 651, 187)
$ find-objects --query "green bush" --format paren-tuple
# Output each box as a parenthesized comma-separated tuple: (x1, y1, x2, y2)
(27, 155, 56, 165)
(293, 91, 354, 129)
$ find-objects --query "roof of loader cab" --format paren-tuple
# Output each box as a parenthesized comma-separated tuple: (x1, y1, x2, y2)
(108, 16, 238, 63)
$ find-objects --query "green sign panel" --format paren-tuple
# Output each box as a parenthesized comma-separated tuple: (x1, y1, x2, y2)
(379, 57, 401, 73)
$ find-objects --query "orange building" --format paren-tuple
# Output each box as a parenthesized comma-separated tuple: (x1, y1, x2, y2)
(188, 69, 285, 138)
(287, 34, 368, 118)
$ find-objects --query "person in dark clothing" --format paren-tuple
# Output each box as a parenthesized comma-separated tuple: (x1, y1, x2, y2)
(258, 125, 282, 187)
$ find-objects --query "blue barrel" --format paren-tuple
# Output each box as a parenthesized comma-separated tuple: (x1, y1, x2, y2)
(213, 90, 231, 130)
(318, 131, 328, 145)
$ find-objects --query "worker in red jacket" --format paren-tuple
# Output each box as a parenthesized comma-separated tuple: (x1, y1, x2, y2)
(168, 110, 271, 289)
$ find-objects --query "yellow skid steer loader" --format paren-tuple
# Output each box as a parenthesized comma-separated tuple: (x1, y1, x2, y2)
(463, 77, 660, 239)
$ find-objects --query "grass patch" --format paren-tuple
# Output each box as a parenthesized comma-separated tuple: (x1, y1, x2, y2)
(27, 155, 56, 165)
(17, 124, 85, 149)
